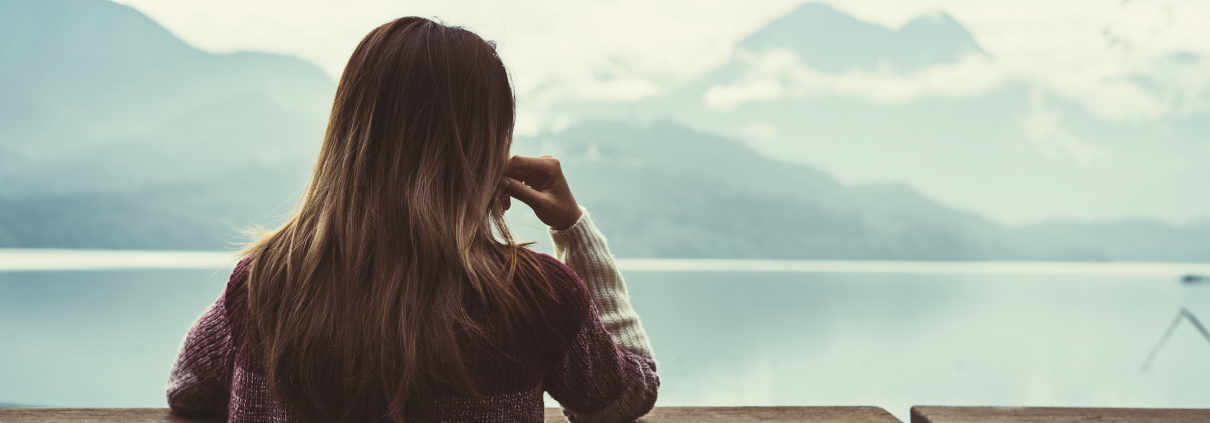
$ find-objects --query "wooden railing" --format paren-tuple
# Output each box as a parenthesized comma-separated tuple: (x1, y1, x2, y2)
(910, 406, 1210, 423)
(3, 406, 1210, 422)
(0, 407, 899, 422)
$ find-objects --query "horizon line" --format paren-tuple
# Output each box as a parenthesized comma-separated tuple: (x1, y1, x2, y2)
(3, 249, 1210, 276)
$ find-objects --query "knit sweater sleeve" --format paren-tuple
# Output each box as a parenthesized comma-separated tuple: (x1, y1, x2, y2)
(548, 209, 653, 358)
(543, 209, 659, 423)
(166, 261, 247, 417)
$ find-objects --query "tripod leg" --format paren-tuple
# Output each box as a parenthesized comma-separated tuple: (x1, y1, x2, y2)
(1142, 311, 1186, 371)
(1180, 308, 1210, 347)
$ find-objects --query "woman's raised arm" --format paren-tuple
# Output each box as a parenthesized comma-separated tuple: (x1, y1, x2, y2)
(549, 210, 653, 357)
(505, 155, 659, 421)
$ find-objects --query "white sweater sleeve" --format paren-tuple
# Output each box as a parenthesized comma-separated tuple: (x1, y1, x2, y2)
(548, 208, 654, 359)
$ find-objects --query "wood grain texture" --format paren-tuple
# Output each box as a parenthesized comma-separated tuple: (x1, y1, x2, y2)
(0, 408, 218, 423)
(911, 406, 1210, 423)
(627, 407, 901, 422)
(0, 407, 900, 422)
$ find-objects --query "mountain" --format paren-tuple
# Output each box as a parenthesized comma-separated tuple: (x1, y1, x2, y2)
(0, 163, 309, 249)
(511, 121, 1210, 261)
(8, 115, 1210, 261)
(0, 0, 333, 196)
(739, 3, 985, 73)
(1, 0, 1207, 261)
(551, 2, 1210, 225)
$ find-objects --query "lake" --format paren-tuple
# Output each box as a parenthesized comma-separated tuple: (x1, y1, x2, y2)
(2, 250, 1209, 421)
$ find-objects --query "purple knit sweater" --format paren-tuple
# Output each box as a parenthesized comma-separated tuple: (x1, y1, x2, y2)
(166, 253, 658, 422)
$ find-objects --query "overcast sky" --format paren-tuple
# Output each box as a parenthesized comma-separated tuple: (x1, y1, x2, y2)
(112, 0, 1210, 136)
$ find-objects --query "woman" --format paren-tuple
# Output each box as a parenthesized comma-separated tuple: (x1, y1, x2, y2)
(166, 17, 658, 423)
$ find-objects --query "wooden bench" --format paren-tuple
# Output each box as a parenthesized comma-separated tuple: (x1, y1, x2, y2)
(0, 407, 901, 422)
(910, 406, 1210, 423)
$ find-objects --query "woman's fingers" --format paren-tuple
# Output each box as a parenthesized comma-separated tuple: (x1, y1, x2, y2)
(506, 155, 549, 175)
(503, 177, 545, 206)
(505, 154, 581, 230)
(506, 155, 559, 188)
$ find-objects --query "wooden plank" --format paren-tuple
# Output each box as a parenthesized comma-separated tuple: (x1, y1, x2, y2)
(545, 406, 900, 422)
(0, 408, 217, 423)
(911, 406, 1210, 423)
(0, 407, 900, 422)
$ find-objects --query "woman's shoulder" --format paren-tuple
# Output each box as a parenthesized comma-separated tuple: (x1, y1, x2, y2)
(514, 251, 595, 356)
(529, 250, 588, 294)
(529, 251, 575, 282)
(223, 256, 254, 304)
(221, 256, 255, 339)
(525, 251, 594, 320)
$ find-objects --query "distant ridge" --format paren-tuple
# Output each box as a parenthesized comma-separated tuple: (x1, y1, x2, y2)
(0, 0, 333, 195)
(739, 2, 986, 73)
(517, 121, 1210, 261)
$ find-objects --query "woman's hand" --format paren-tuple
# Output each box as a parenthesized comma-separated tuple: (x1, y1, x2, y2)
(503, 155, 583, 230)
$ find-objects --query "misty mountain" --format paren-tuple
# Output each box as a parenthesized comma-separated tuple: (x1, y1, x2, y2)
(557, 2, 1210, 225)
(1, 0, 1208, 261)
(13, 116, 1208, 261)
(0, 163, 309, 249)
(514, 121, 1210, 261)
(739, 3, 985, 73)
(0, 0, 333, 196)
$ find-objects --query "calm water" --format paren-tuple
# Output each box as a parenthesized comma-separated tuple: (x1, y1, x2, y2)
(2, 257, 1209, 420)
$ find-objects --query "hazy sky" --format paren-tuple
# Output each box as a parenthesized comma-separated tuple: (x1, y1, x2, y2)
(114, 0, 1210, 136)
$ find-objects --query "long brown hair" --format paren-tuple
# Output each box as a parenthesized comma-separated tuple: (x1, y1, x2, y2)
(243, 17, 548, 423)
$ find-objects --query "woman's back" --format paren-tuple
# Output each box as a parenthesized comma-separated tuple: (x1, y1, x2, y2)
(168, 212, 658, 423)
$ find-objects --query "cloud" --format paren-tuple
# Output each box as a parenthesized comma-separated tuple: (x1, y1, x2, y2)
(113, 0, 1210, 132)
(703, 48, 1006, 111)
(1018, 88, 1105, 166)
(703, 42, 1210, 124)
(1150, 54, 1210, 116)
(746, 122, 779, 138)
(702, 79, 783, 112)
